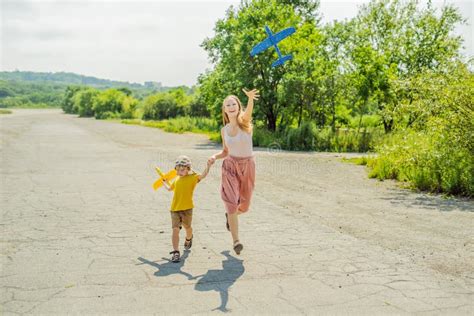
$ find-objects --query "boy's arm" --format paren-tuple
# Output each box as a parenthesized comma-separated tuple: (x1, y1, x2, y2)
(198, 161, 212, 181)
(163, 178, 174, 191)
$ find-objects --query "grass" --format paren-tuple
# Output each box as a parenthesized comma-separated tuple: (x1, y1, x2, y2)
(121, 116, 384, 153)
(341, 156, 372, 165)
(121, 117, 221, 141)
(347, 128, 474, 198)
(0, 109, 12, 114)
(5, 104, 61, 109)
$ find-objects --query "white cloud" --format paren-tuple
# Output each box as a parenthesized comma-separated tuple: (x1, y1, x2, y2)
(1, 0, 472, 86)
(1, 0, 239, 85)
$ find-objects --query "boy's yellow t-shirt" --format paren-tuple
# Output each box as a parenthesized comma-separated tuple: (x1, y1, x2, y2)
(170, 173, 200, 211)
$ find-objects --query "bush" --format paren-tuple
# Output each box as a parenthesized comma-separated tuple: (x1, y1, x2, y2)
(142, 88, 194, 120)
(252, 128, 277, 147)
(285, 122, 318, 150)
(62, 86, 82, 114)
(368, 127, 474, 196)
(93, 89, 127, 119)
(142, 94, 185, 120)
(73, 88, 99, 117)
(280, 123, 383, 152)
(368, 66, 474, 197)
(120, 96, 139, 119)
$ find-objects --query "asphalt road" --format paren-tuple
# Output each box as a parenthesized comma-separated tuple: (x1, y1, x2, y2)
(1, 109, 473, 314)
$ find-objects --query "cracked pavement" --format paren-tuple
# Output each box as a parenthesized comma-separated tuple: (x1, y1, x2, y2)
(1, 109, 473, 314)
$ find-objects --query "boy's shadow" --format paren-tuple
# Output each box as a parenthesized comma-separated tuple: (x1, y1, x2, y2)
(137, 250, 244, 312)
(137, 250, 193, 280)
(191, 250, 245, 312)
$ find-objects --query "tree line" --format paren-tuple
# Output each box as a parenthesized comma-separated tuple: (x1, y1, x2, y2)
(61, 0, 473, 196)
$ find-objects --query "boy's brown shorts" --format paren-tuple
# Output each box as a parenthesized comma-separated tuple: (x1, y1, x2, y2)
(170, 209, 193, 229)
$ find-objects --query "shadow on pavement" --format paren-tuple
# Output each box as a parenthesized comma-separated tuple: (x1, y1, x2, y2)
(137, 250, 193, 279)
(381, 189, 474, 212)
(191, 250, 245, 312)
(137, 250, 245, 312)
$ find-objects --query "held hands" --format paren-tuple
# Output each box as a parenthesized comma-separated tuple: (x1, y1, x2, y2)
(208, 155, 216, 166)
(199, 156, 215, 181)
(243, 88, 259, 101)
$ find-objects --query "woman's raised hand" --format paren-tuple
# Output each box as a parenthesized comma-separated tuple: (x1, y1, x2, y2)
(243, 88, 259, 101)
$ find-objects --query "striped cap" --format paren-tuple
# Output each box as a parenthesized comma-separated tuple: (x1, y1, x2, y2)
(175, 155, 192, 168)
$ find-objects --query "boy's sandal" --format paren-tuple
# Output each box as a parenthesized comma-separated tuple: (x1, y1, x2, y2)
(225, 213, 230, 231)
(233, 240, 243, 255)
(170, 250, 180, 262)
(184, 235, 193, 250)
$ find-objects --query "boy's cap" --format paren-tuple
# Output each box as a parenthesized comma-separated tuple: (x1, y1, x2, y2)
(175, 155, 192, 168)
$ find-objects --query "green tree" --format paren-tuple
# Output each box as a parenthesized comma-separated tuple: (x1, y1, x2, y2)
(93, 89, 127, 119)
(347, 0, 464, 132)
(142, 88, 191, 120)
(62, 86, 83, 114)
(200, 0, 312, 130)
(73, 88, 100, 117)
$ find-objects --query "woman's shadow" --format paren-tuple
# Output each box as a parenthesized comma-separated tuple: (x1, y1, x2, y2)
(191, 250, 245, 312)
(137, 250, 244, 312)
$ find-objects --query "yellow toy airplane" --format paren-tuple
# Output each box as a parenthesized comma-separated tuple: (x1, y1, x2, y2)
(153, 167, 177, 190)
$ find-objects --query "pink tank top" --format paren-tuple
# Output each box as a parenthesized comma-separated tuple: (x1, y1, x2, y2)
(224, 124, 253, 157)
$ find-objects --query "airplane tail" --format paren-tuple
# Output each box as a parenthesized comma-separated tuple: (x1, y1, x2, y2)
(272, 54, 292, 67)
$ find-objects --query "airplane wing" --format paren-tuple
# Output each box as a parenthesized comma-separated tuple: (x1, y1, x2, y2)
(164, 169, 177, 180)
(273, 27, 296, 43)
(153, 168, 177, 190)
(272, 54, 293, 67)
(250, 38, 273, 56)
(153, 179, 164, 190)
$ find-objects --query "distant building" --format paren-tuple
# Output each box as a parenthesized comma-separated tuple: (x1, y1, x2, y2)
(144, 81, 162, 89)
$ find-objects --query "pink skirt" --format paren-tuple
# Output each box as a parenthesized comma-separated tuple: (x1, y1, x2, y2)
(221, 155, 256, 214)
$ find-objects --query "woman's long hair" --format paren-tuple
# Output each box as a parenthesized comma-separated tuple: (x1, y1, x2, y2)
(221, 95, 253, 133)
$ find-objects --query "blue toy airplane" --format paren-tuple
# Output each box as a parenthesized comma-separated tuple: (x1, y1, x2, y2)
(250, 25, 296, 67)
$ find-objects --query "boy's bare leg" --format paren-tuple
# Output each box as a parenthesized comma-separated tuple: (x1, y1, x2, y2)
(183, 225, 193, 240)
(172, 227, 180, 251)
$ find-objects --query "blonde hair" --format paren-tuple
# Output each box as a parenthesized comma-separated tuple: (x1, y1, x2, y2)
(222, 95, 253, 133)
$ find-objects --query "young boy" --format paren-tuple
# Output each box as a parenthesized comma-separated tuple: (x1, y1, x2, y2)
(164, 155, 211, 262)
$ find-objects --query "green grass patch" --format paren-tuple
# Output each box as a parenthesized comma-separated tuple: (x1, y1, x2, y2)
(253, 123, 385, 153)
(122, 117, 385, 153)
(367, 129, 474, 197)
(122, 117, 220, 141)
(0, 109, 12, 114)
(341, 156, 372, 165)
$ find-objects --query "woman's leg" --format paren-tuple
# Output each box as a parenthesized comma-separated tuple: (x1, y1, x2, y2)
(228, 211, 243, 254)
(221, 157, 245, 252)
(237, 158, 256, 213)
(227, 211, 239, 243)
(221, 158, 240, 237)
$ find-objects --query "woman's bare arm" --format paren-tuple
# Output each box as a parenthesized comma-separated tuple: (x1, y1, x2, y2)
(209, 128, 229, 164)
(241, 88, 259, 123)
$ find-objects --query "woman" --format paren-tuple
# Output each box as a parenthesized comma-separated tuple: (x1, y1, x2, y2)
(208, 88, 259, 254)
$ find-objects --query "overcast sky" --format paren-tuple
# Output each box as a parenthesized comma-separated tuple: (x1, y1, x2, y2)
(1, 0, 472, 86)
